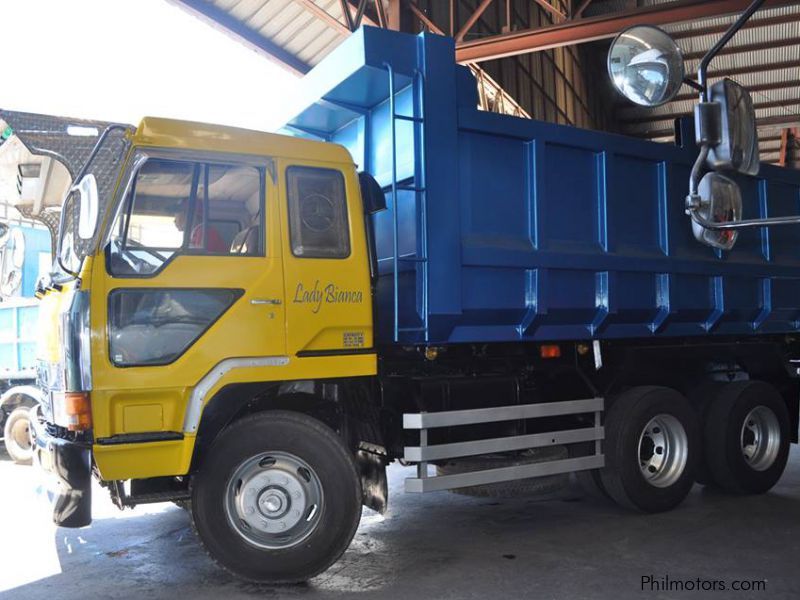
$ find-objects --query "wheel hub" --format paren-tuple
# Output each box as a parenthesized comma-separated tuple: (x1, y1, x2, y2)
(225, 451, 323, 549)
(637, 414, 688, 488)
(740, 406, 780, 472)
(10, 417, 31, 450)
(259, 488, 288, 516)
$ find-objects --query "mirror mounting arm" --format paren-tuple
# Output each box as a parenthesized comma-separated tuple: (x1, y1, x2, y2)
(682, 78, 704, 93)
(55, 123, 132, 280)
(697, 0, 765, 101)
(690, 210, 800, 231)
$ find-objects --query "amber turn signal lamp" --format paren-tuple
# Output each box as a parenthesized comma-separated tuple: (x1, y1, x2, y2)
(539, 344, 561, 359)
(64, 392, 92, 431)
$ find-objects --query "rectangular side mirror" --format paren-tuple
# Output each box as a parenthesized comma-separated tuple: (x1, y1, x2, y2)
(691, 172, 742, 250)
(706, 79, 760, 176)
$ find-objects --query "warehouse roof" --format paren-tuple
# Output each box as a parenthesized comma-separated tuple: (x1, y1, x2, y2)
(173, 1, 799, 165)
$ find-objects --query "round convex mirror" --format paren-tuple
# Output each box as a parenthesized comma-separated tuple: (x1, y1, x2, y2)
(608, 25, 685, 107)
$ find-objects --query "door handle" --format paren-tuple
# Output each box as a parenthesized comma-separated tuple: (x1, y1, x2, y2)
(250, 298, 282, 305)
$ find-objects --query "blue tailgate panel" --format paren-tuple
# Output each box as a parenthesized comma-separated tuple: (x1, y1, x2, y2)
(279, 27, 800, 345)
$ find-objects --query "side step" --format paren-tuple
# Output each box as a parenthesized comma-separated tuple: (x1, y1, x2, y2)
(403, 397, 604, 493)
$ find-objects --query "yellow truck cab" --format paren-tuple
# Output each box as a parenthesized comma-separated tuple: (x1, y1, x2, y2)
(31, 116, 384, 582)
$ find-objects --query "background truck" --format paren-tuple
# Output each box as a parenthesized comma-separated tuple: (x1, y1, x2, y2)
(8, 1, 800, 584)
(0, 223, 50, 464)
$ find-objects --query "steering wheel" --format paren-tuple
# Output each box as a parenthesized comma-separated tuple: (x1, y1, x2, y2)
(108, 238, 169, 275)
(124, 238, 172, 263)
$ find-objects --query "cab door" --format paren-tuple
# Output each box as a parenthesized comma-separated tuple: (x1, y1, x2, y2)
(89, 152, 286, 445)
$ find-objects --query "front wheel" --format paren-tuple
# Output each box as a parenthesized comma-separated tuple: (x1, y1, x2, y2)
(191, 411, 362, 583)
(4, 406, 34, 465)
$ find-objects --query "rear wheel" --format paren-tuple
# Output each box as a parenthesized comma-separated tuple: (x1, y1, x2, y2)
(704, 381, 790, 494)
(600, 386, 699, 513)
(3, 406, 33, 465)
(688, 381, 725, 485)
(191, 410, 362, 583)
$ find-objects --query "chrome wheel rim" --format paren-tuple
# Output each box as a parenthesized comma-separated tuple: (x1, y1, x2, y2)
(10, 415, 31, 451)
(740, 406, 781, 472)
(224, 451, 323, 550)
(638, 414, 688, 488)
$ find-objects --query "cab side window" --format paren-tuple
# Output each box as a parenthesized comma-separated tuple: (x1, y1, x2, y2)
(287, 166, 350, 258)
(108, 158, 264, 276)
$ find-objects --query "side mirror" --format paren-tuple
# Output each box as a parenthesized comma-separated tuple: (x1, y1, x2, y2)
(705, 79, 760, 175)
(690, 172, 742, 251)
(75, 174, 99, 240)
(358, 172, 387, 214)
(607, 25, 684, 107)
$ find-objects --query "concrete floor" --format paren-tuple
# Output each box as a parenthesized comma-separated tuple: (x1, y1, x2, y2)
(1, 446, 798, 600)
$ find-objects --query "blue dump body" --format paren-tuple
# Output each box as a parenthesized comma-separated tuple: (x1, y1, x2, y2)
(0, 226, 50, 378)
(280, 27, 800, 346)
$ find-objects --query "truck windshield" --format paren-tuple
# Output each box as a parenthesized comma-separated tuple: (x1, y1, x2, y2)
(56, 126, 131, 279)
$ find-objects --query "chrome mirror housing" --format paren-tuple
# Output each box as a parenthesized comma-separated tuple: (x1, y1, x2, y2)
(690, 172, 742, 251)
(706, 79, 760, 175)
(607, 25, 685, 107)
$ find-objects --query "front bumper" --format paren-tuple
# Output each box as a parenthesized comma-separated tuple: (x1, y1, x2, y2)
(29, 407, 92, 527)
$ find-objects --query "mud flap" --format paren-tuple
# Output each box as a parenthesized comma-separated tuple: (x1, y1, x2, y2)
(356, 443, 388, 514)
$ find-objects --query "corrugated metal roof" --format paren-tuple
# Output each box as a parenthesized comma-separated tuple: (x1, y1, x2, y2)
(175, 1, 800, 165)
(615, 2, 800, 164)
(188, 0, 352, 69)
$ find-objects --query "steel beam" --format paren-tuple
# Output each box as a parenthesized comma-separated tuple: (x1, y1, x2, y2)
(573, 0, 594, 18)
(294, 0, 351, 35)
(339, 0, 356, 29)
(408, 0, 446, 34)
(353, 0, 369, 29)
(169, 0, 311, 75)
(455, 0, 800, 63)
(532, 0, 567, 21)
(455, 0, 496, 42)
(374, 0, 387, 27)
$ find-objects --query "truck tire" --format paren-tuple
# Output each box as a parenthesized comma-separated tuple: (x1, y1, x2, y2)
(3, 406, 33, 465)
(688, 381, 726, 485)
(704, 381, 790, 494)
(190, 410, 362, 583)
(575, 468, 610, 502)
(600, 386, 699, 513)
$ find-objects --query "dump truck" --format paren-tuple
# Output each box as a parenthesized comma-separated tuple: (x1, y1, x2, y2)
(10, 1, 800, 583)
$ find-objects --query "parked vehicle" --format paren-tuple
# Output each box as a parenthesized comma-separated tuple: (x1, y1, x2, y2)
(8, 0, 800, 583)
(0, 223, 50, 464)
